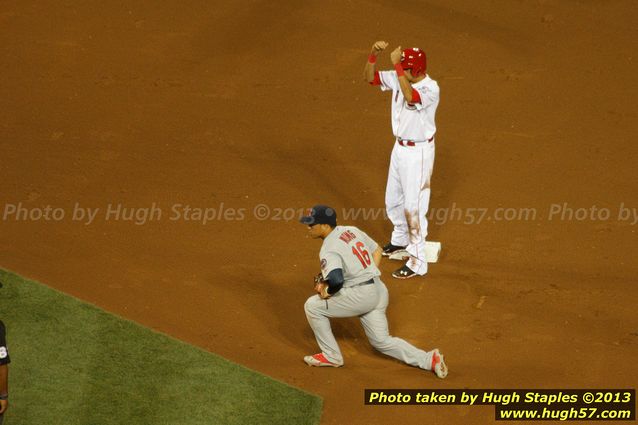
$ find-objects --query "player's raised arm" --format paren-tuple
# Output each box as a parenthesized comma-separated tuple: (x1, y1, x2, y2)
(390, 46, 416, 103)
(364, 40, 388, 83)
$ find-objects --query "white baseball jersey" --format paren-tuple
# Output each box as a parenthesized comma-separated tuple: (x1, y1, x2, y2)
(319, 226, 381, 287)
(378, 71, 440, 141)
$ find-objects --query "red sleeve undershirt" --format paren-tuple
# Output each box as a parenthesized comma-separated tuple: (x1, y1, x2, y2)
(370, 72, 422, 105)
(410, 89, 421, 104)
(370, 71, 381, 86)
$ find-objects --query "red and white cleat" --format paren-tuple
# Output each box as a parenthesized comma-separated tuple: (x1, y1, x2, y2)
(303, 353, 342, 368)
(431, 349, 448, 379)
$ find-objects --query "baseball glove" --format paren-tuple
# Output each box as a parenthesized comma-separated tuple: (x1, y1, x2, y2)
(313, 273, 331, 299)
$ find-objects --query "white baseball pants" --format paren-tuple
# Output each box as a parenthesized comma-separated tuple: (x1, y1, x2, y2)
(304, 279, 435, 369)
(385, 141, 435, 275)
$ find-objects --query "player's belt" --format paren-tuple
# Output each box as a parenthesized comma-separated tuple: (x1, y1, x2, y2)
(397, 136, 434, 146)
(347, 278, 375, 288)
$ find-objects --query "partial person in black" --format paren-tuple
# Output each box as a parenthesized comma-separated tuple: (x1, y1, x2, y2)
(0, 281, 10, 424)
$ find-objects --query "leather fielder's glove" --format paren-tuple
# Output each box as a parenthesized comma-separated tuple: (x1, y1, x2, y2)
(312, 273, 331, 299)
(314, 282, 331, 299)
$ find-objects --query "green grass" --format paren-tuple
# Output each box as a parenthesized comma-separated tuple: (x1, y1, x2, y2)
(0, 269, 322, 425)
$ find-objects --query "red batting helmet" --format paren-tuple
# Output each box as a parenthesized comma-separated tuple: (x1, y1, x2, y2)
(401, 48, 427, 76)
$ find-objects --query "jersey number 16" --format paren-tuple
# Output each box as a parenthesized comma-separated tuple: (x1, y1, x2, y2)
(352, 241, 371, 268)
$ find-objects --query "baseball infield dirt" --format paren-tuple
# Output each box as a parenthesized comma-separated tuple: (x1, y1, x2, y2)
(2, 1, 637, 424)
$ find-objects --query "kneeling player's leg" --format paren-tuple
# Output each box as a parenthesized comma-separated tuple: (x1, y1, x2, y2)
(304, 288, 378, 365)
(359, 283, 433, 369)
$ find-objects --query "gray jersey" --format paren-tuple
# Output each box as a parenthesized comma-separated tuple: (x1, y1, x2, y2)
(319, 226, 381, 287)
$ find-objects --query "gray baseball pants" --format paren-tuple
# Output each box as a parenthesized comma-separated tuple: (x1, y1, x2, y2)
(304, 278, 434, 369)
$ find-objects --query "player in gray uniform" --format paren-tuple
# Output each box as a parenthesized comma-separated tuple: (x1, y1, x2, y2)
(300, 205, 447, 378)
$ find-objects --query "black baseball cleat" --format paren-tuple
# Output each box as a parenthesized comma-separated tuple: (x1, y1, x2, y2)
(382, 243, 407, 257)
(392, 265, 418, 279)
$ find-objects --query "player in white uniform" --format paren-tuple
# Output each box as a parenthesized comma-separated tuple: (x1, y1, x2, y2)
(300, 205, 447, 378)
(364, 41, 440, 279)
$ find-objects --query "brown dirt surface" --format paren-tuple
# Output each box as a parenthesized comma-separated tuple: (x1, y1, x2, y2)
(2, 1, 637, 424)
